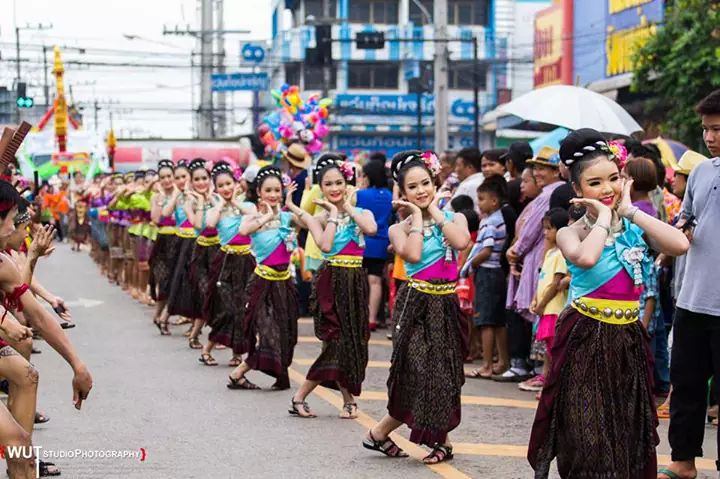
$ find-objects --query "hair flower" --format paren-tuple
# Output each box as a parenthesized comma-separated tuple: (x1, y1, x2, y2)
(420, 151, 441, 177)
(337, 161, 355, 181)
(608, 141, 628, 170)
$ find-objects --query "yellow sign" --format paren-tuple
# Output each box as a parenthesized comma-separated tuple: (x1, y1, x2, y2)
(609, 0, 653, 14)
(534, 6, 564, 87)
(606, 23, 656, 77)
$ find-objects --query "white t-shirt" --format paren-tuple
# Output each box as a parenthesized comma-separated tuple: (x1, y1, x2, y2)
(447, 171, 485, 212)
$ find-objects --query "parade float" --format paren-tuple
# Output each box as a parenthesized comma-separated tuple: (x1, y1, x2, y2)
(16, 46, 109, 180)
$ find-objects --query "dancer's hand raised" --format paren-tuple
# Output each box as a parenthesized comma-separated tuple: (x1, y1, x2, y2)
(392, 199, 422, 218)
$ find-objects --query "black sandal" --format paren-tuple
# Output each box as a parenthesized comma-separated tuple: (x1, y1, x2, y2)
(423, 444, 454, 464)
(288, 399, 316, 418)
(340, 402, 358, 419)
(159, 322, 171, 336)
(35, 411, 50, 424)
(362, 430, 409, 458)
(198, 353, 218, 366)
(227, 375, 260, 390)
(39, 460, 61, 477)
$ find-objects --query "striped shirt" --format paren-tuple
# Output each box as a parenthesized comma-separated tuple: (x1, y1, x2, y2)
(475, 209, 506, 269)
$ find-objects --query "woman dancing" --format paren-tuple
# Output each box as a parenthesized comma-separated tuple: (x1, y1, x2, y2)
(200, 161, 256, 366)
(362, 150, 470, 464)
(166, 159, 207, 343)
(289, 153, 377, 419)
(227, 166, 321, 391)
(527, 128, 689, 478)
(149, 160, 178, 334)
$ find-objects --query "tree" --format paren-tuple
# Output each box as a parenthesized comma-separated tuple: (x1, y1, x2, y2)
(633, 0, 720, 149)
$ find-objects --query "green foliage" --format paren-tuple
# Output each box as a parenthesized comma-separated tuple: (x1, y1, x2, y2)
(632, 0, 720, 149)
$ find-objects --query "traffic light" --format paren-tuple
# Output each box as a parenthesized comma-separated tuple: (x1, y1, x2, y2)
(15, 82, 33, 109)
(356, 31, 385, 50)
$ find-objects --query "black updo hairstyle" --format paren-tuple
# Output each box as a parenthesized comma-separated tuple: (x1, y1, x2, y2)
(559, 128, 617, 185)
(175, 159, 190, 174)
(254, 165, 283, 190)
(312, 152, 355, 186)
(211, 161, 234, 184)
(390, 150, 431, 190)
(0, 181, 21, 220)
(158, 159, 174, 175)
(188, 158, 208, 178)
(133, 170, 146, 181)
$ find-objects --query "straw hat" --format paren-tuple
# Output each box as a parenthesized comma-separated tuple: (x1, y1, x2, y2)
(282, 143, 312, 169)
(674, 150, 708, 176)
(527, 146, 560, 168)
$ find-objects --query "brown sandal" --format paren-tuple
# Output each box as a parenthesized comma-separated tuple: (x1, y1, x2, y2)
(188, 337, 202, 349)
(199, 353, 218, 366)
(228, 357, 242, 367)
(288, 399, 316, 418)
(340, 402, 358, 419)
(227, 375, 260, 390)
(362, 431, 409, 458)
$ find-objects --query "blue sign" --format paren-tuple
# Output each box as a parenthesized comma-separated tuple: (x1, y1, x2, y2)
(242, 43, 265, 64)
(333, 134, 474, 158)
(403, 60, 420, 80)
(334, 94, 478, 122)
(211, 72, 268, 92)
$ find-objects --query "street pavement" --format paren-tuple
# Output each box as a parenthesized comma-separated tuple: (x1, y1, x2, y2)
(29, 244, 718, 478)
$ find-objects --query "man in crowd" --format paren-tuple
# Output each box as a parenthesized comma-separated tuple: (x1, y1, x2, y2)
(660, 89, 720, 479)
(448, 147, 484, 212)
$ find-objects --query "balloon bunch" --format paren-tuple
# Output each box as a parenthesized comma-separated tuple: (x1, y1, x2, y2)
(257, 84, 332, 160)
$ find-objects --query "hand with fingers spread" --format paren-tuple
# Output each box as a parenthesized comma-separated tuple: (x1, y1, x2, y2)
(392, 199, 422, 218)
(616, 178, 635, 219)
(569, 196, 612, 222)
(313, 198, 338, 217)
(29, 224, 56, 259)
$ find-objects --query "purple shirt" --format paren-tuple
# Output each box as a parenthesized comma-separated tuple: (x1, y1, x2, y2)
(633, 199, 657, 218)
(506, 181, 563, 316)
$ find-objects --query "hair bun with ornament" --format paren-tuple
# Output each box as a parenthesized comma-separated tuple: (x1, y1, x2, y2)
(211, 161, 233, 179)
(312, 152, 355, 185)
(158, 159, 175, 172)
(188, 158, 207, 172)
(255, 165, 283, 185)
(391, 150, 440, 182)
(559, 128, 614, 167)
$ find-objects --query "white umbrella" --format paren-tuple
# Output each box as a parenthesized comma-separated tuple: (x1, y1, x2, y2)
(498, 85, 643, 136)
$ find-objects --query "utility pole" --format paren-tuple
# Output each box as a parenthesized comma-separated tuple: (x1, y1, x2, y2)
(322, 0, 332, 98)
(433, 0, 449, 153)
(215, 0, 226, 137)
(14, 23, 52, 122)
(163, 7, 249, 139)
(94, 99, 100, 132)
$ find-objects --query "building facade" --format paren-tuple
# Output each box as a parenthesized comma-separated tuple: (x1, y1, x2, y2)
(270, 0, 544, 157)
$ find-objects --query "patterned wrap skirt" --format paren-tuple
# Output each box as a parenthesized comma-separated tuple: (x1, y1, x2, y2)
(306, 263, 369, 396)
(149, 233, 180, 301)
(387, 281, 469, 447)
(167, 237, 200, 318)
(189, 243, 221, 321)
(108, 224, 124, 259)
(528, 307, 658, 478)
(242, 264, 299, 380)
(90, 220, 108, 250)
(207, 251, 256, 354)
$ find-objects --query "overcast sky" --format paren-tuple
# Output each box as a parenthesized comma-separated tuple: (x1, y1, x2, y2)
(0, 0, 272, 139)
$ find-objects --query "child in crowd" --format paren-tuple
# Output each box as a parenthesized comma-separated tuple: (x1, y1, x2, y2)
(521, 208, 569, 397)
(465, 176, 510, 378)
(480, 149, 508, 179)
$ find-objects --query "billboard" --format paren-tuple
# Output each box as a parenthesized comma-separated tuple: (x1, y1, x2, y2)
(533, 0, 573, 87)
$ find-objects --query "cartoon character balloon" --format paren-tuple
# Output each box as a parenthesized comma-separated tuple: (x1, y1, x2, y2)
(257, 84, 333, 160)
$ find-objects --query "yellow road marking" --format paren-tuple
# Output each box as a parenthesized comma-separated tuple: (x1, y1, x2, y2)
(287, 367, 471, 479)
(297, 336, 391, 347)
(357, 390, 538, 410)
(453, 443, 718, 471)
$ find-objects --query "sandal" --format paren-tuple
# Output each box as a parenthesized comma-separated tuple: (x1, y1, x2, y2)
(657, 404, 670, 419)
(172, 317, 192, 326)
(35, 411, 50, 424)
(340, 402, 358, 419)
(362, 430, 409, 458)
(39, 460, 61, 477)
(423, 443, 454, 464)
(465, 368, 492, 379)
(228, 357, 242, 367)
(159, 322, 171, 336)
(188, 337, 202, 350)
(60, 322, 75, 329)
(288, 399, 317, 418)
(183, 326, 193, 337)
(198, 353, 218, 366)
(227, 375, 260, 390)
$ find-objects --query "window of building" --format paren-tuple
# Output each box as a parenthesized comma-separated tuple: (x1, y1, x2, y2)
(304, 0, 337, 19)
(410, 1, 488, 26)
(448, 0, 488, 26)
(304, 64, 337, 90)
(285, 63, 301, 86)
(409, 0, 433, 24)
(348, 62, 399, 89)
(348, 0, 399, 23)
(448, 61, 487, 90)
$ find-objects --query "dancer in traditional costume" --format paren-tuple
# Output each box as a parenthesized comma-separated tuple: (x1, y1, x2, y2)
(137, 170, 158, 305)
(200, 161, 256, 366)
(362, 151, 470, 464)
(527, 129, 689, 478)
(149, 160, 178, 335)
(88, 175, 113, 276)
(227, 166, 321, 391)
(289, 153, 377, 419)
(107, 172, 134, 289)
